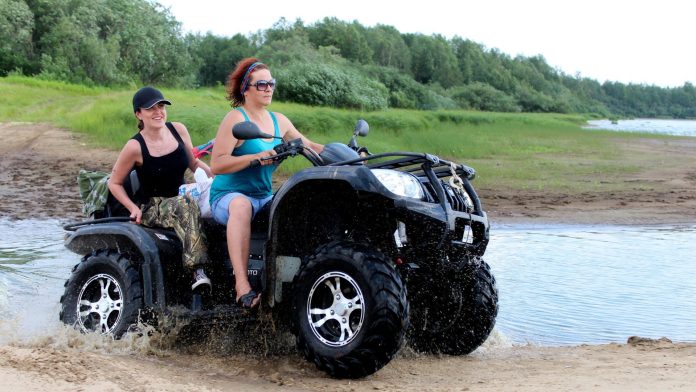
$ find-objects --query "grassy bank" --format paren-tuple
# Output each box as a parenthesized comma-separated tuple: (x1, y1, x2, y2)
(0, 76, 670, 191)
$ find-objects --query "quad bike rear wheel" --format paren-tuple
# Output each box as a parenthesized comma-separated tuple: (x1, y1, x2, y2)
(408, 257, 498, 355)
(292, 241, 409, 379)
(60, 250, 143, 338)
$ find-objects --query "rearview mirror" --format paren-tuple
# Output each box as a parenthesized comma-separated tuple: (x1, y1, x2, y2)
(348, 119, 369, 149)
(354, 119, 369, 137)
(232, 121, 275, 140)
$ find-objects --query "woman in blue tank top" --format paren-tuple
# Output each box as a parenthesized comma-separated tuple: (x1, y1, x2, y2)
(210, 58, 324, 309)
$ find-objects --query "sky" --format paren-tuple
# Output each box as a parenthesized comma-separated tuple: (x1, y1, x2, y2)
(156, 0, 695, 88)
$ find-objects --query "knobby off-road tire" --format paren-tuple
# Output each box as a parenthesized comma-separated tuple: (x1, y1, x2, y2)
(292, 241, 409, 379)
(408, 258, 498, 355)
(60, 250, 143, 338)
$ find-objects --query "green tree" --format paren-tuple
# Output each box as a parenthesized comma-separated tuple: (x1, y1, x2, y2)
(27, 0, 195, 86)
(451, 37, 487, 84)
(0, 0, 36, 75)
(256, 33, 343, 67)
(307, 17, 373, 64)
(671, 83, 696, 118)
(405, 34, 461, 86)
(261, 17, 307, 45)
(187, 33, 253, 86)
(112, 0, 195, 86)
(365, 24, 410, 71)
(37, 2, 123, 85)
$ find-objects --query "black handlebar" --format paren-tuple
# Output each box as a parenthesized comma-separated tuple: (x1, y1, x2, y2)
(247, 138, 307, 169)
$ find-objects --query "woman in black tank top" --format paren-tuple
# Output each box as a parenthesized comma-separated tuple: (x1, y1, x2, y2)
(108, 86, 214, 292)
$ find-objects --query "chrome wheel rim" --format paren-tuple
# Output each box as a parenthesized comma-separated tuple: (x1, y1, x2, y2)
(76, 274, 123, 334)
(306, 271, 365, 347)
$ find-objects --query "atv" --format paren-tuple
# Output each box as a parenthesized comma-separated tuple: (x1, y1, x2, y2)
(60, 119, 498, 378)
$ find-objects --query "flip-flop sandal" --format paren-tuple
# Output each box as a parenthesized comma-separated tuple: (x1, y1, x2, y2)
(237, 290, 259, 309)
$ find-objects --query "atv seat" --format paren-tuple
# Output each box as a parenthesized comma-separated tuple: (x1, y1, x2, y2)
(201, 196, 272, 230)
(201, 197, 273, 257)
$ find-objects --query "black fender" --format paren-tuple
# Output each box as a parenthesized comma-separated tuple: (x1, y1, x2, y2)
(268, 165, 413, 253)
(263, 165, 446, 304)
(64, 222, 176, 309)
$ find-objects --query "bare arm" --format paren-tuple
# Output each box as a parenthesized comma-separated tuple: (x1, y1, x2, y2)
(107, 140, 143, 223)
(210, 111, 276, 175)
(275, 112, 324, 153)
(171, 122, 212, 177)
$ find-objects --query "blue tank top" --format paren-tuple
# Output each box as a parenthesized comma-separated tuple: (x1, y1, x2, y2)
(210, 108, 282, 201)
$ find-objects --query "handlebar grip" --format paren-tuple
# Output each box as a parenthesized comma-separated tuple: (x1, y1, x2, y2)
(249, 159, 261, 168)
(273, 143, 286, 154)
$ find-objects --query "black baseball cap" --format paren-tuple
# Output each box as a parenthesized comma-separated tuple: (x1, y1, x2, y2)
(132, 86, 172, 112)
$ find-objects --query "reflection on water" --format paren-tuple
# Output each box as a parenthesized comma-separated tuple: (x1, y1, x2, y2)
(1, 219, 695, 346)
(487, 224, 696, 345)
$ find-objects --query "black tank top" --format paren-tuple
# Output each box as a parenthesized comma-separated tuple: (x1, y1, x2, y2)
(131, 122, 189, 199)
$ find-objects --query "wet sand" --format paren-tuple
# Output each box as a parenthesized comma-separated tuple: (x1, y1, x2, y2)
(1, 331, 694, 392)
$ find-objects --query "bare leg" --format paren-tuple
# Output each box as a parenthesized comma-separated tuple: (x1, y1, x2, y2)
(226, 196, 260, 306)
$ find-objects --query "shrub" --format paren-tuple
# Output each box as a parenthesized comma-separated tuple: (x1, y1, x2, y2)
(361, 65, 456, 110)
(450, 82, 520, 112)
(274, 62, 388, 110)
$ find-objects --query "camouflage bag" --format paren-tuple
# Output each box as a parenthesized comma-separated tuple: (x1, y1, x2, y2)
(77, 169, 110, 217)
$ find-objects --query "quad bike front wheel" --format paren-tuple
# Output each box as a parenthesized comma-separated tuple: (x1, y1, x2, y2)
(292, 241, 409, 379)
(408, 257, 498, 355)
(60, 250, 143, 338)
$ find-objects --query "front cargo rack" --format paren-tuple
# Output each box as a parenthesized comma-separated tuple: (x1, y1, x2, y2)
(329, 152, 483, 216)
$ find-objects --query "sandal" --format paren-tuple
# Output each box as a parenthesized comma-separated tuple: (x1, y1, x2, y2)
(237, 290, 260, 309)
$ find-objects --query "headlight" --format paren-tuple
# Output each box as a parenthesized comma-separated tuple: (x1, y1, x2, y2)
(372, 169, 425, 199)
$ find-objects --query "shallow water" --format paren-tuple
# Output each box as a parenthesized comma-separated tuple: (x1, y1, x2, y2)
(585, 118, 696, 137)
(1, 219, 695, 346)
(0, 219, 71, 340)
(488, 224, 696, 345)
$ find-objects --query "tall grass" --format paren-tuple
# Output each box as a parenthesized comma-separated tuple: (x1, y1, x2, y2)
(0, 76, 664, 192)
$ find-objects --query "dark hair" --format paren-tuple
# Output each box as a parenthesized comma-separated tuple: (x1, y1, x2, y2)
(225, 57, 269, 107)
(137, 117, 144, 130)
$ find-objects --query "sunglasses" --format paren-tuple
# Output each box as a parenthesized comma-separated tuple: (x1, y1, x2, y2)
(248, 79, 277, 91)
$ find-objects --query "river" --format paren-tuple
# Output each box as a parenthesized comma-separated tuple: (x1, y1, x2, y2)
(585, 118, 696, 137)
(2, 218, 694, 347)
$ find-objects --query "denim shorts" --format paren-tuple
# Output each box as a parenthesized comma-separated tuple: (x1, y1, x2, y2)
(211, 192, 273, 225)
